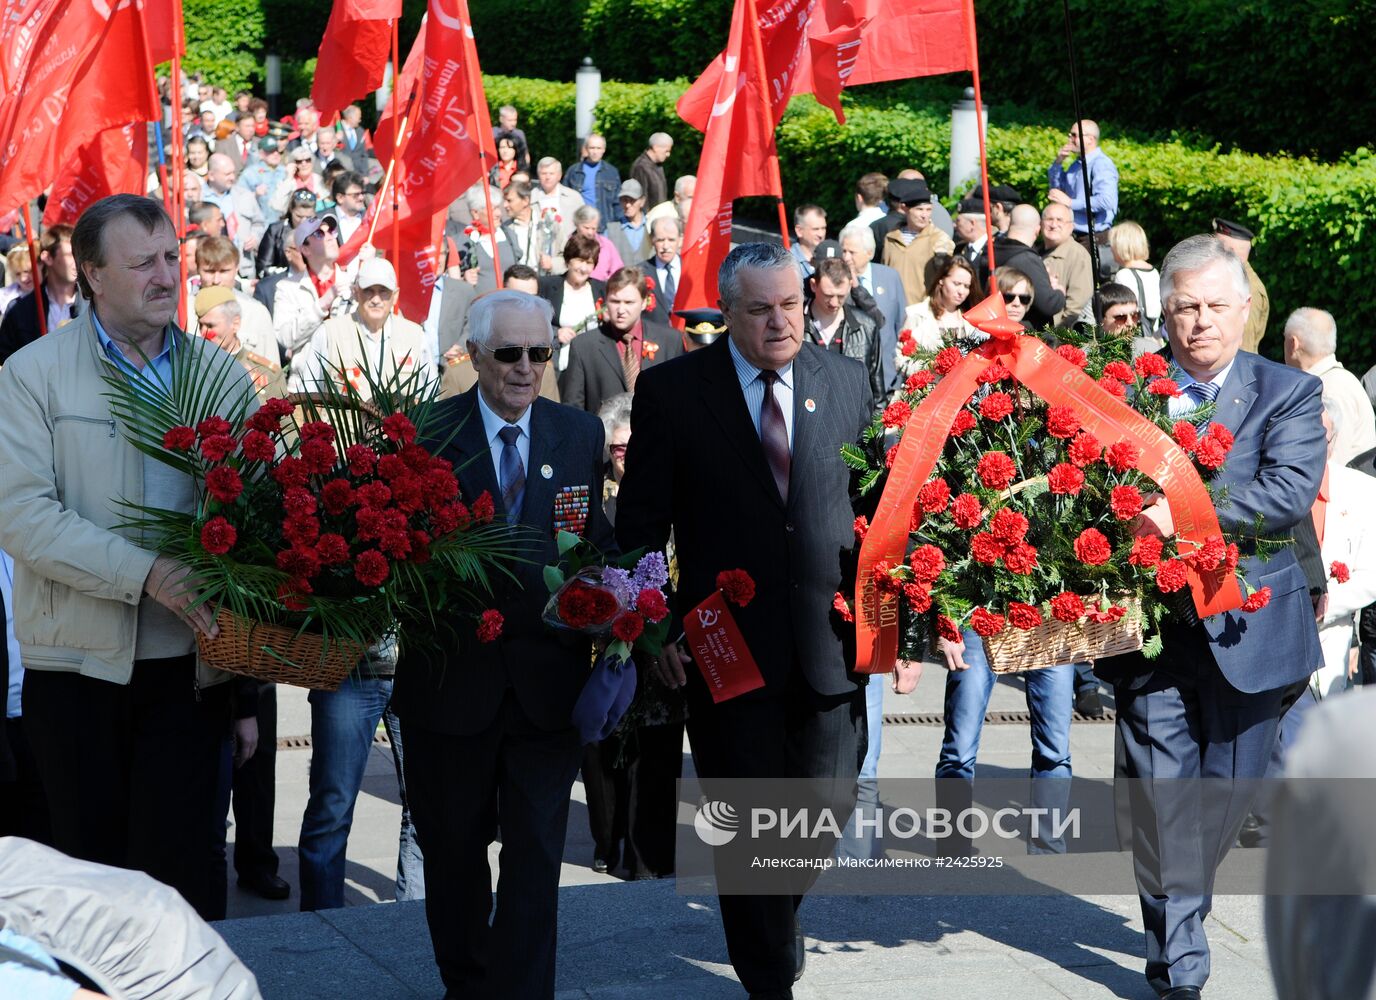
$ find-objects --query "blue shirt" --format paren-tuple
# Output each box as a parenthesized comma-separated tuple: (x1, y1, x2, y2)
(94, 309, 175, 393)
(1, 551, 20, 719)
(621, 217, 646, 254)
(476, 386, 533, 488)
(579, 160, 602, 208)
(1048, 146, 1119, 233)
(729, 337, 795, 449)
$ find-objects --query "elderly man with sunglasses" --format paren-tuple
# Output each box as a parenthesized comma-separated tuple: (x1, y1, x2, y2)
(393, 289, 615, 999)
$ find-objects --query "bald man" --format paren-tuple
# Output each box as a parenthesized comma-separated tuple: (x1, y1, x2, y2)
(1047, 118, 1119, 236)
(1040, 203, 1093, 327)
(986, 204, 1066, 330)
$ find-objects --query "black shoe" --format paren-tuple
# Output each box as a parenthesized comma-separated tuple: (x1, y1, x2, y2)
(1237, 813, 1265, 849)
(237, 872, 290, 900)
(793, 921, 806, 983)
(1160, 987, 1202, 1000)
(749, 992, 793, 1000)
(592, 857, 610, 873)
(1075, 687, 1105, 718)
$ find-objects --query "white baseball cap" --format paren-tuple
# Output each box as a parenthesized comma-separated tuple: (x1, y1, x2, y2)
(356, 257, 398, 292)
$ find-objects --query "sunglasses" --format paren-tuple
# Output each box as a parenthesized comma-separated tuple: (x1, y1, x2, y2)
(1004, 293, 1033, 305)
(1107, 310, 1141, 322)
(485, 344, 554, 364)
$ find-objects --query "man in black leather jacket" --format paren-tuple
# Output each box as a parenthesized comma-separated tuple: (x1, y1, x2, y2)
(803, 257, 887, 413)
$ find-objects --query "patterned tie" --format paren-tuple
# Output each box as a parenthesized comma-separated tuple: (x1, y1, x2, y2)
(661, 262, 676, 305)
(1183, 379, 1219, 426)
(622, 336, 640, 391)
(758, 370, 791, 503)
(498, 425, 525, 521)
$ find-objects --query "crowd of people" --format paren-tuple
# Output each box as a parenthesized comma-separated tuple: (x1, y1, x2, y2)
(0, 75, 1371, 1000)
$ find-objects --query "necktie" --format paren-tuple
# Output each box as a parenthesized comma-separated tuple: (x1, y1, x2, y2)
(758, 370, 791, 502)
(661, 262, 676, 305)
(498, 425, 525, 521)
(1183, 379, 1219, 425)
(622, 336, 640, 391)
(1312, 465, 1330, 549)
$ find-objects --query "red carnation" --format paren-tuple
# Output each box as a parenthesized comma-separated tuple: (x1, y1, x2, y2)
(1172, 421, 1199, 450)
(1073, 528, 1112, 565)
(1194, 437, 1227, 470)
(919, 478, 951, 514)
(949, 409, 977, 438)
(1049, 592, 1086, 622)
(1002, 542, 1039, 575)
(612, 611, 645, 643)
(1241, 586, 1272, 613)
(476, 609, 504, 643)
(1129, 535, 1164, 568)
(432, 502, 471, 535)
(1225, 542, 1241, 571)
(936, 614, 962, 642)
(1067, 431, 1102, 467)
(200, 434, 236, 462)
(379, 530, 412, 559)
(1134, 353, 1168, 378)
(717, 569, 756, 607)
(200, 516, 237, 555)
(1097, 377, 1127, 399)
(276, 545, 322, 579)
(376, 453, 409, 481)
(423, 468, 459, 503)
(990, 507, 1029, 544)
(472, 492, 495, 524)
(353, 549, 390, 587)
(346, 444, 378, 476)
(951, 493, 984, 529)
(408, 530, 432, 565)
(246, 410, 282, 434)
(1102, 361, 1135, 383)
(271, 456, 310, 488)
(1188, 534, 1227, 572)
(558, 580, 619, 628)
(1056, 344, 1087, 368)
(1207, 423, 1235, 450)
(282, 486, 317, 518)
(908, 544, 946, 584)
(241, 429, 275, 463)
(1045, 405, 1081, 439)
(382, 412, 417, 444)
(1105, 440, 1140, 473)
(833, 592, 855, 622)
(1331, 561, 1352, 584)
(903, 583, 932, 613)
(205, 466, 243, 504)
(934, 346, 962, 375)
(315, 533, 350, 564)
(260, 397, 295, 422)
(356, 481, 392, 509)
(976, 361, 1011, 385)
(1047, 462, 1086, 496)
(402, 444, 434, 471)
(1085, 603, 1128, 624)
(1110, 485, 1144, 520)
(1155, 558, 1189, 593)
(390, 475, 425, 513)
(853, 515, 870, 541)
(970, 606, 1006, 637)
(970, 532, 1005, 565)
(978, 392, 1014, 422)
(637, 588, 669, 622)
(976, 451, 1017, 490)
(909, 501, 923, 533)
(882, 400, 912, 428)
(283, 515, 321, 546)
(900, 337, 919, 358)
(1147, 377, 1181, 398)
(163, 426, 196, 451)
(300, 437, 337, 474)
(885, 443, 899, 468)
(196, 415, 231, 438)
(904, 370, 934, 393)
(1007, 602, 1043, 630)
(321, 479, 355, 515)
(299, 421, 335, 443)
(277, 580, 311, 612)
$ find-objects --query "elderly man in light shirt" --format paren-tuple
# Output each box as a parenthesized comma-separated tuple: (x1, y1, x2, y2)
(1283, 306, 1376, 465)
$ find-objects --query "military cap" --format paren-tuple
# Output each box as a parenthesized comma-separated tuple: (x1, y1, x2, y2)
(887, 178, 931, 205)
(1212, 218, 1255, 241)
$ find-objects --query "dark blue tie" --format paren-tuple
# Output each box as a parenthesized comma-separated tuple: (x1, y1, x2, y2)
(1184, 379, 1219, 427)
(498, 425, 525, 521)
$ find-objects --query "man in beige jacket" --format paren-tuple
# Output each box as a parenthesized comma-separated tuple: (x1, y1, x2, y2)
(1040, 202, 1094, 327)
(0, 195, 254, 920)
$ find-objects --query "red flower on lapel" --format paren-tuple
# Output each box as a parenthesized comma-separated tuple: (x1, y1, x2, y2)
(641, 340, 660, 360)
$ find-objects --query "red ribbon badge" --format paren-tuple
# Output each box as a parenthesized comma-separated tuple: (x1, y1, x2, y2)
(853, 292, 1244, 674)
(683, 590, 766, 702)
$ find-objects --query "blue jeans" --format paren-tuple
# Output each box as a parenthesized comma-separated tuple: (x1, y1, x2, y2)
(298, 677, 425, 910)
(840, 673, 886, 861)
(935, 629, 1074, 853)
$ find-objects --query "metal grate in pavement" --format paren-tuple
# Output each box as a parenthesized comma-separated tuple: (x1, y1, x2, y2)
(277, 731, 392, 750)
(883, 710, 1115, 726)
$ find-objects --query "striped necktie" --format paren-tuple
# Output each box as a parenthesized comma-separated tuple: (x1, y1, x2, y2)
(498, 425, 525, 521)
(1183, 379, 1219, 425)
(758, 370, 791, 503)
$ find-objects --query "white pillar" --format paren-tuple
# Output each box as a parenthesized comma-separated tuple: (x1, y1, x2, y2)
(575, 57, 601, 150)
(949, 87, 989, 197)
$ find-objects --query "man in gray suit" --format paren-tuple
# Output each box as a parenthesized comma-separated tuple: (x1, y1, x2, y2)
(839, 220, 904, 392)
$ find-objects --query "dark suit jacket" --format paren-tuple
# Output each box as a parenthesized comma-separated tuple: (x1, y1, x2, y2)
(537, 275, 607, 330)
(391, 390, 614, 736)
(981, 237, 1065, 329)
(1097, 348, 1326, 695)
(0, 288, 82, 365)
(558, 320, 683, 414)
(616, 338, 872, 696)
(639, 258, 678, 327)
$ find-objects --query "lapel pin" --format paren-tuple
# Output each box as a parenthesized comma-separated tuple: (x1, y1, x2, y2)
(541, 464, 553, 479)
(805, 398, 816, 413)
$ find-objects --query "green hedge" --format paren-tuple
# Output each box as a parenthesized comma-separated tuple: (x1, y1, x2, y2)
(484, 73, 1376, 372)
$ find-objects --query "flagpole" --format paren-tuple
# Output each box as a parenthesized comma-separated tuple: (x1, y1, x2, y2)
(136, 9, 173, 219)
(171, 54, 188, 328)
(22, 205, 46, 337)
(460, 0, 503, 289)
(364, 79, 420, 248)
(390, 17, 401, 301)
(964, 0, 996, 275)
(742, 0, 790, 250)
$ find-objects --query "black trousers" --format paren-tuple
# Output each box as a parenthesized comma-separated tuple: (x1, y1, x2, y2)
(231, 680, 279, 879)
(22, 658, 231, 921)
(403, 691, 583, 1000)
(582, 720, 684, 878)
(0, 716, 51, 843)
(685, 675, 865, 995)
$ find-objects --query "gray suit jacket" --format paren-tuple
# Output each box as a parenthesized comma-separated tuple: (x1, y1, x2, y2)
(859, 261, 905, 391)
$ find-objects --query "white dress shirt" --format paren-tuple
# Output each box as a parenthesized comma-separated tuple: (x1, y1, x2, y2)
(1167, 360, 1237, 420)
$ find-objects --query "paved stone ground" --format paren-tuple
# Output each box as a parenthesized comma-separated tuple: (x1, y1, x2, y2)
(216, 663, 1278, 998)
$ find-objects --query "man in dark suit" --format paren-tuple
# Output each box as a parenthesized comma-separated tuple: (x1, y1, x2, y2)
(393, 289, 614, 999)
(1093, 235, 1325, 1000)
(640, 216, 682, 327)
(616, 243, 872, 999)
(559, 266, 683, 413)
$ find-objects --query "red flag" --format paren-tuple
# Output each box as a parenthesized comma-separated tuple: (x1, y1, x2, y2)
(145, 0, 186, 63)
(337, 0, 495, 320)
(43, 123, 149, 227)
(0, 0, 160, 215)
(311, 0, 402, 125)
(674, 0, 972, 313)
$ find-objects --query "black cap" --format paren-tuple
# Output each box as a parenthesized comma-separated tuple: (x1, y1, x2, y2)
(988, 184, 1022, 206)
(1212, 218, 1255, 241)
(676, 308, 726, 345)
(811, 239, 843, 267)
(888, 178, 931, 206)
(957, 194, 987, 215)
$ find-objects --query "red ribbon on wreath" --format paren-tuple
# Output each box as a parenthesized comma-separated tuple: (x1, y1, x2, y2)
(853, 291, 1245, 674)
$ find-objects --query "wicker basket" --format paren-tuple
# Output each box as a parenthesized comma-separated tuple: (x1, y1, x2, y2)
(981, 599, 1144, 673)
(196, 609, 371, 691)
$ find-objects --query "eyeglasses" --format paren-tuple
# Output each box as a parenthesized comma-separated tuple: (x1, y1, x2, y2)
(1004, 293, 1033, 305)
(484, 344, 554, 364)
